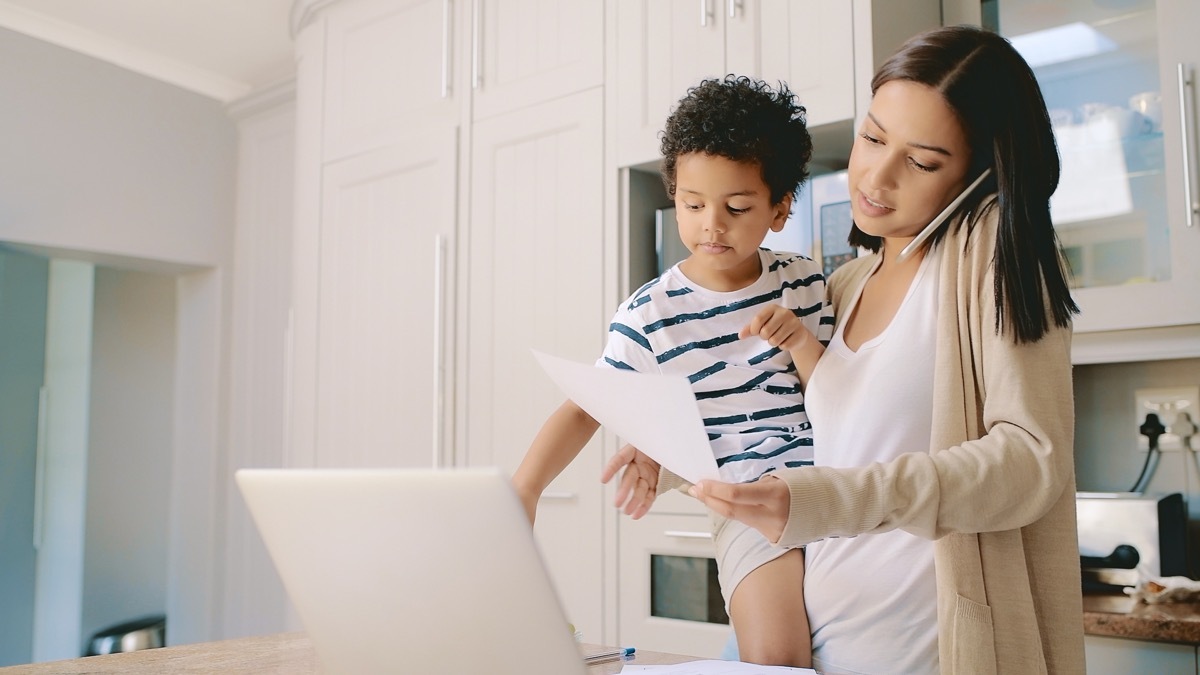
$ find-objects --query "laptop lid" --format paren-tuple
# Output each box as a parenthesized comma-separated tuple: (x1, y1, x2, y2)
(235, 467, 588, 675)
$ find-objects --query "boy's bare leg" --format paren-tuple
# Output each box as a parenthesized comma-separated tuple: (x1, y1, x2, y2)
(728, 548, 811, 667)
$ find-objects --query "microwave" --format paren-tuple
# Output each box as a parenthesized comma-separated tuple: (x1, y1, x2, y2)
(655, 169, 858, 278)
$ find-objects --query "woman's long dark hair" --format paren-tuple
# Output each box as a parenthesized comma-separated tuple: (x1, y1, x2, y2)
(848, 25, 1079, 343)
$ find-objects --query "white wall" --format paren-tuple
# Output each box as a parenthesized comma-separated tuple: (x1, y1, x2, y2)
(0, 25, 238, 650)
(0, 27, 235, 267)
(1074, 357, 1200, 575)
(81, 267, 176, 650)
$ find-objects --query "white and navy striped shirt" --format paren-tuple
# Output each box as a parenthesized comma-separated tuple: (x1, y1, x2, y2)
(599, 249, 834, 483)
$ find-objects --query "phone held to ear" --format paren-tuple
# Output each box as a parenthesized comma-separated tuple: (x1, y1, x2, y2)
(896, 168, 993, 263)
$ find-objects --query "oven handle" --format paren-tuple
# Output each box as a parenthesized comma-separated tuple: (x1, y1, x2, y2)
(664, 530, 713, 540)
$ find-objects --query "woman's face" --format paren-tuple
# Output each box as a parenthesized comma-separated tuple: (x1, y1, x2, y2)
(848, 80, 973, 244)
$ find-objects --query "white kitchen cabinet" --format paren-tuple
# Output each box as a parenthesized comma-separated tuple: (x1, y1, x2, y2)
(727, 0, 854, 129)
(320, 0, 468, 162)
(291, 0, 612, 642)
(315, 0, 602, 162)
(613, 0, 726, 167)
(944, 0, 1200, 342)
(470, 0, 604, 121)
(314, 129, 458, 467)
(617, 512, 732, 658)
(1084, 635, 1197, 675)
(612, 0, 940, 167)
(461, 87, 607, 642)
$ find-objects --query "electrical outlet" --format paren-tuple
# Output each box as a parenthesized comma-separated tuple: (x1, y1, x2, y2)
(1134, 386, 1200, 452)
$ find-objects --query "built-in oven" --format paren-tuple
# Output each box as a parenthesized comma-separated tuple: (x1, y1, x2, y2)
(618, 491, 731, 659)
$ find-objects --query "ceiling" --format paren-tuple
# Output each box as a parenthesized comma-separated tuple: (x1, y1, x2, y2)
(0, 0, 295, 103)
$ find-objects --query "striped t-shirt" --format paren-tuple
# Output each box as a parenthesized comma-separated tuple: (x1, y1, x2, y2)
(599, 249, 834, 483)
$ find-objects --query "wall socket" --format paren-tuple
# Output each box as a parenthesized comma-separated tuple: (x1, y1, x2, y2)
(1135, 386, 1200, 452)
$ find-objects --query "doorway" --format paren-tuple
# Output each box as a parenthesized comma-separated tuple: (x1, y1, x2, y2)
(0, 246, 177, 664)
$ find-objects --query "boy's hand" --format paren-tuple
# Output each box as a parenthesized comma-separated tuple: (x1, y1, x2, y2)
(601, 444, 661, 519)
(739, 305, 813, 351)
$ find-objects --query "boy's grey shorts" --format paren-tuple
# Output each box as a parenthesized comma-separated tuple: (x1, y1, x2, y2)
(710, 509, 793, 613)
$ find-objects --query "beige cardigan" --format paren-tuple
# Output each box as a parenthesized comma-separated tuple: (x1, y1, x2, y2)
(773, 202, 1085, 674)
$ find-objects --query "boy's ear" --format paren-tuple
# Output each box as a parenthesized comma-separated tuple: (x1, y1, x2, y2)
(771, 193, 793, 232)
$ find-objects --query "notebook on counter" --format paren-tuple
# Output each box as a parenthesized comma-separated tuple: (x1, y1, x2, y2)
(235, 467, 588, 675)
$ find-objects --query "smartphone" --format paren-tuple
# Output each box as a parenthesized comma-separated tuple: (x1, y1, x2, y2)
(896, 168, 992, 263)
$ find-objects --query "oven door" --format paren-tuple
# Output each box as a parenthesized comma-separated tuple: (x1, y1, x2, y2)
(618, 512, 731, 658)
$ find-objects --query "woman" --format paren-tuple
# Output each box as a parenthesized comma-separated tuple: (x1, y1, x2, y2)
(603, 25, 1085, 674)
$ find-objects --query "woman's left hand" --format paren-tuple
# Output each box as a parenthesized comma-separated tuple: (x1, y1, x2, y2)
(690, 476, 791, 544)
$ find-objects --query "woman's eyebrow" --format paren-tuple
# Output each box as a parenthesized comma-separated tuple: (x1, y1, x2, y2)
(866, 112, 953, 157)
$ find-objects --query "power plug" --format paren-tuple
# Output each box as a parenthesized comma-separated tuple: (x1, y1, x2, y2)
(1171, 411, 1197, 452)
(1135, 386, 1200, 452)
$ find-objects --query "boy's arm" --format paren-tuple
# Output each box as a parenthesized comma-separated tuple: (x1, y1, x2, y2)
(786, 327, 824, 390)
(511, 399, 601, 524)
(739, 307, 825, 391)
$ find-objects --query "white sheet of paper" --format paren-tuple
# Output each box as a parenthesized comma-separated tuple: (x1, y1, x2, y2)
(531, 350, 720, 485)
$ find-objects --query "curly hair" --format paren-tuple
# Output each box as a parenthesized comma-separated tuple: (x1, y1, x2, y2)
(659, 75, 813, 205)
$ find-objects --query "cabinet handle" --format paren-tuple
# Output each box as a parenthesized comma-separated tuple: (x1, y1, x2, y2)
(432, 234, 447, 468)
(699, 0, 712, 27)
(1177, 64, 1198, 227)
(664, 530, 713, 540)
(728, 0, 742, 18)
(541, 491, 577, 500)
(33, 386, 48, 550)
(441, 0, 452, 98)
(471, 0, 482, 90)
(283, 308, 294, 465)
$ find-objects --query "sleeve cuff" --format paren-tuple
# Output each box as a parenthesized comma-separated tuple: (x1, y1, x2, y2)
(656, 466, 692, 496)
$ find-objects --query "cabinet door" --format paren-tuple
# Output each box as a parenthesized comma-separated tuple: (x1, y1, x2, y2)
(471, 0, 604, 120)
(972, 0, 1200, 333)
(464, 89, 605, 640)
(1070, 0, 1200, 332)
(727, 0, 854, 129)
(323, 0, 465, 161)
(614, 0, 727, 166)
(0, 250, 48, 667)
(618, 512, 731, 658)
(316, 127, 457, 468)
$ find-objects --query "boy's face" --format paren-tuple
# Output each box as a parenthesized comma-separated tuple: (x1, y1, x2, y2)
(673, 152, 791, 292)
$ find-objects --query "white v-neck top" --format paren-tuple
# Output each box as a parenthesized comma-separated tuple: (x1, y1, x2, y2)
(802, 244, 942, 675)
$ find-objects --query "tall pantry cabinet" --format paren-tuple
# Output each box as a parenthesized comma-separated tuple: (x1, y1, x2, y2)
(288, 0, 609, 641)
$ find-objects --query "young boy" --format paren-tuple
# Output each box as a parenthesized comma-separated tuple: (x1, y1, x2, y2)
(512, 75, 830, 667)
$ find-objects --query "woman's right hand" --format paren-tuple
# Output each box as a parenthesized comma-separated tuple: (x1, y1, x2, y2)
(689, 476, 790, 544)
(601, 444, 661, 519)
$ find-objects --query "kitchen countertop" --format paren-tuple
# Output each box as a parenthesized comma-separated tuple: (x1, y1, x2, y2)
(1083, 592, 1200, 644)
(0, 634, 698, 674)
(4, 600, 1196, 671)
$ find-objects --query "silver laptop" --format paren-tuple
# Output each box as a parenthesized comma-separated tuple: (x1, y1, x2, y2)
(235, 467, 588, 675)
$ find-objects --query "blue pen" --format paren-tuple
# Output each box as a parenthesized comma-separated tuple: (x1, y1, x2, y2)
(583, 646, 636, 663)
